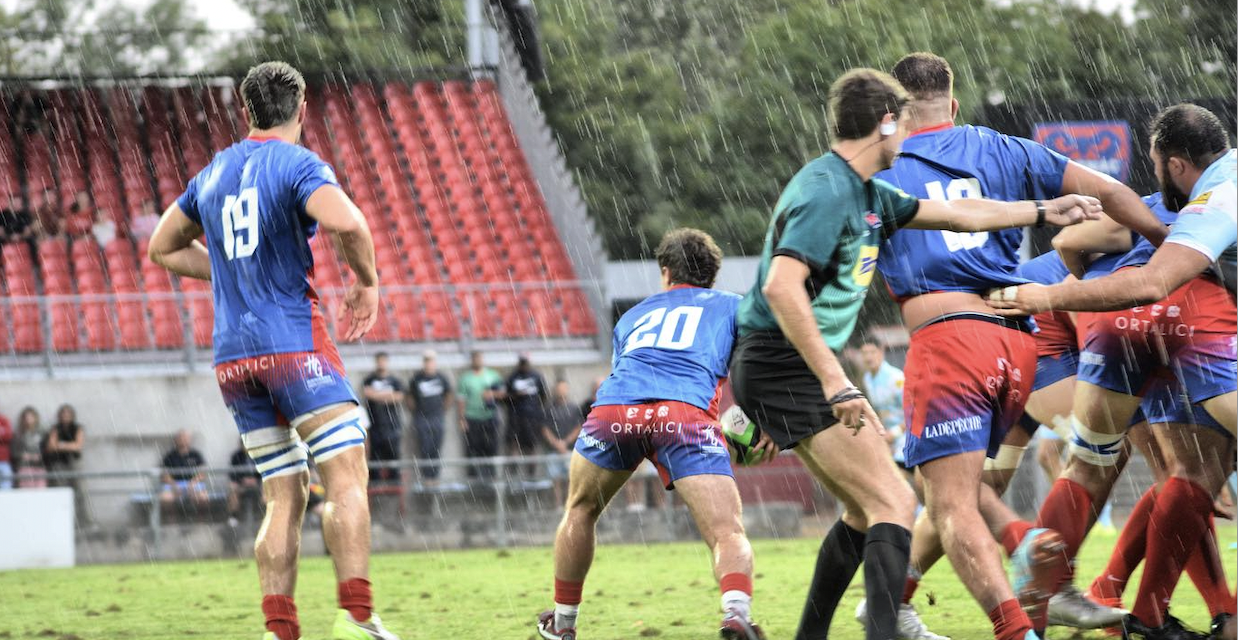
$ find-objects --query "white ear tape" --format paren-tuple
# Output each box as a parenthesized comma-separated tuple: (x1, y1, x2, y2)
(880, 120, 897, 136)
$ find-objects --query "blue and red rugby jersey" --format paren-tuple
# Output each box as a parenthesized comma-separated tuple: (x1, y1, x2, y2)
(875, 123, 1069, 298)
(594, 285, 741, 415)
(177, 136, 340, 365)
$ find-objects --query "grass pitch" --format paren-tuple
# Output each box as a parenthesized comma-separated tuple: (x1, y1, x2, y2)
(4, 526, 1234, 639)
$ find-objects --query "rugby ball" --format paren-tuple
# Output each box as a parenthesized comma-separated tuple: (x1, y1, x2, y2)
(720, 404, 768, 466)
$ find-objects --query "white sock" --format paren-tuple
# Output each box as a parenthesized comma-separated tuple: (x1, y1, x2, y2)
(554, 603, 579, 631)
(722, 590, 752, 620)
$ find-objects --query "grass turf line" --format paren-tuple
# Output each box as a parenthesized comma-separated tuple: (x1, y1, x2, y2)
(2, 526, 1233, 639)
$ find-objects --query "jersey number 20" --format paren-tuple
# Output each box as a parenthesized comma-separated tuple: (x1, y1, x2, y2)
(623, 306, 704, 353)
(222, 187, 260, 260)
(925, 178, 988, 252)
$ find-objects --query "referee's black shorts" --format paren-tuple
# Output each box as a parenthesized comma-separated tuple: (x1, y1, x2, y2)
(729, 330, 839, 450)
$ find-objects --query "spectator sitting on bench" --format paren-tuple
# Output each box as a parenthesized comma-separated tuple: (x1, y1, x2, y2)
(160, 430, 208, 508)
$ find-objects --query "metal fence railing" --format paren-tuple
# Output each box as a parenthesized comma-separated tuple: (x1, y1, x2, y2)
(7, 437, 1157, 565)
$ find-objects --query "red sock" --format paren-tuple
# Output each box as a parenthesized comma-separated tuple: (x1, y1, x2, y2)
(719, 573, 753, 596)
(554, 578, 584, 606)
(1000, 520, 1034, 558)
(1036, 478, 1093, 585)
(1091, 485, 1157, 603)
(989, 598, 1034, 640)
(338, 578, 372, 623)
(902, 574, 919, 604)
(262, 595, 300, 640)
(1131, 477, 1213, 626)
(1185, 514, 1237, 617)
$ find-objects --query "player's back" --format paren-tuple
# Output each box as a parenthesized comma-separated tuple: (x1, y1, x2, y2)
(877, 124, 1068, 297)
(177, 137, 340, 364)
(595, 286, 740, 414)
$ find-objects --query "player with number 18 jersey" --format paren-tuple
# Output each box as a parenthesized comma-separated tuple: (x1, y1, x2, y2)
(577, 285, 740, 487)
(876, 122, 1066, 468)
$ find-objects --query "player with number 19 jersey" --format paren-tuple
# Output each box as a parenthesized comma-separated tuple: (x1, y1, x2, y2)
(177, 136, 357, 434)
(577, 285, 740, 488)
(875, 123, 1068, 468)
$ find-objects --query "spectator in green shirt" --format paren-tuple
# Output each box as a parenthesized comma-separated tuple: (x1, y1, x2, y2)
(457, 350, 506, 478)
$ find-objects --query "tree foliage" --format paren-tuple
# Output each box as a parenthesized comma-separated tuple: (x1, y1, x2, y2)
(0, 0, 208, 75)
(535, 0, 1235, 257)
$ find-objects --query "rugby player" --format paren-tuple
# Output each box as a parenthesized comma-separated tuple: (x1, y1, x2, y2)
(729, 67, 1101, 640)
(536, 228, 777, 640)
(148, 62, 399, 640)
(990, 104, 1237, 638)
(849, 52, 1162, 638)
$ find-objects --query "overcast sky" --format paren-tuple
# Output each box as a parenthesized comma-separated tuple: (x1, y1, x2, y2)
(2, 0, 1141, 32)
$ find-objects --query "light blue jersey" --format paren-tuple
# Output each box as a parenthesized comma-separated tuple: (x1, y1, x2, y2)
(1164, 149, 1237, 263)
(863, 361, 906, 463)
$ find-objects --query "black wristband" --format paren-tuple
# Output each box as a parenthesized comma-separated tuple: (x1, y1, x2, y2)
(1034, 200, 1047, 228)
(827, 386, 865, 405)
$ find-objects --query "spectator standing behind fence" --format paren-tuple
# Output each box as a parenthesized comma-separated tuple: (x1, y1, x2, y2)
(457, 350, 505, 478)
(130, 201, 161, 239)
(542, 380, 582, 505)
(64, 191, 94, 237)
(859, 340, 909, 478)
(0, 408, 12, 490)
(12, 407, 46, 488)
(505, 353, 548, 477)
(160, 430, 208, 508)
(227, 438, 262, 528)
(362, 352, 405, 484)
(44, 404, 91, 525)
(408, 350, 452, 484)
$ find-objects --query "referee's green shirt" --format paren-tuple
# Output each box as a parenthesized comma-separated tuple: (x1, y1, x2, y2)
(737, 152, 921, 351)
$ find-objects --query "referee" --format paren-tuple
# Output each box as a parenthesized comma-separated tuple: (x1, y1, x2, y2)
(730, 68, 1101, 640)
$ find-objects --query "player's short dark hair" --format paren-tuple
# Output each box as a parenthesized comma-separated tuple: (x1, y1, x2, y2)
(375, 351, 389, 360)
(828, 68, 911, 141)
(892, 52, 953, 100)
(655, 228, 723, 288)
(860, 339, 885, 350)
(1150, 104, 1230, 168)
(240, 61, 306, 130)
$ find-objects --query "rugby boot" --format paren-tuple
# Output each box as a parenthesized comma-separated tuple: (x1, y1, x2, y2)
(1121, 613, 1209, 640)
(331, 609, 401, 640)
(538, 610, 577, 640)
(720, 612, 766, 640)
(855, 599, 952, 639)
(1048, 583, 1128, 628)
(1010, 527, 1069, 631)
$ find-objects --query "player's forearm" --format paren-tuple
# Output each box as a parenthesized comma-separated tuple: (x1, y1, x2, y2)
(334, 226, 379, 287)
(1095, 181, 1168, 246)
(1043, 270, 1163, 311)
(945, 199, 1041, 232)
(151, 241, 212, 281)
(764, 282, 849, 391)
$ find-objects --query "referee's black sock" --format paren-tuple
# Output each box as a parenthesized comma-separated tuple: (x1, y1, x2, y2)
(862, 522, 912, 640)
(795, 519, 866, 640)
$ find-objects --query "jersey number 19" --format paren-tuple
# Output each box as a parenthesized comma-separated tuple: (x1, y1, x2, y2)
(222, 187, 260, 260)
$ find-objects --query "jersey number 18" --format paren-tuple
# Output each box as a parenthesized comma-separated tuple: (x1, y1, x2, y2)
(222, 187, 260, 260)
(925, 178, 988, 252)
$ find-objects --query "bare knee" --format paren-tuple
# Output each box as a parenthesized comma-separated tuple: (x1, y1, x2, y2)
(859, 478, 916, 527)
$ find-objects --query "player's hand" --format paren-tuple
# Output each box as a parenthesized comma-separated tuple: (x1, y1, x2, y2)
(985, 283, 1053, 315)
(459, 417, 469, 433)
(826, 383, 885, 437)
(748, 430, 781, 466)
(1044, 194, 1103, 226)
(338, 283, 379, 342)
